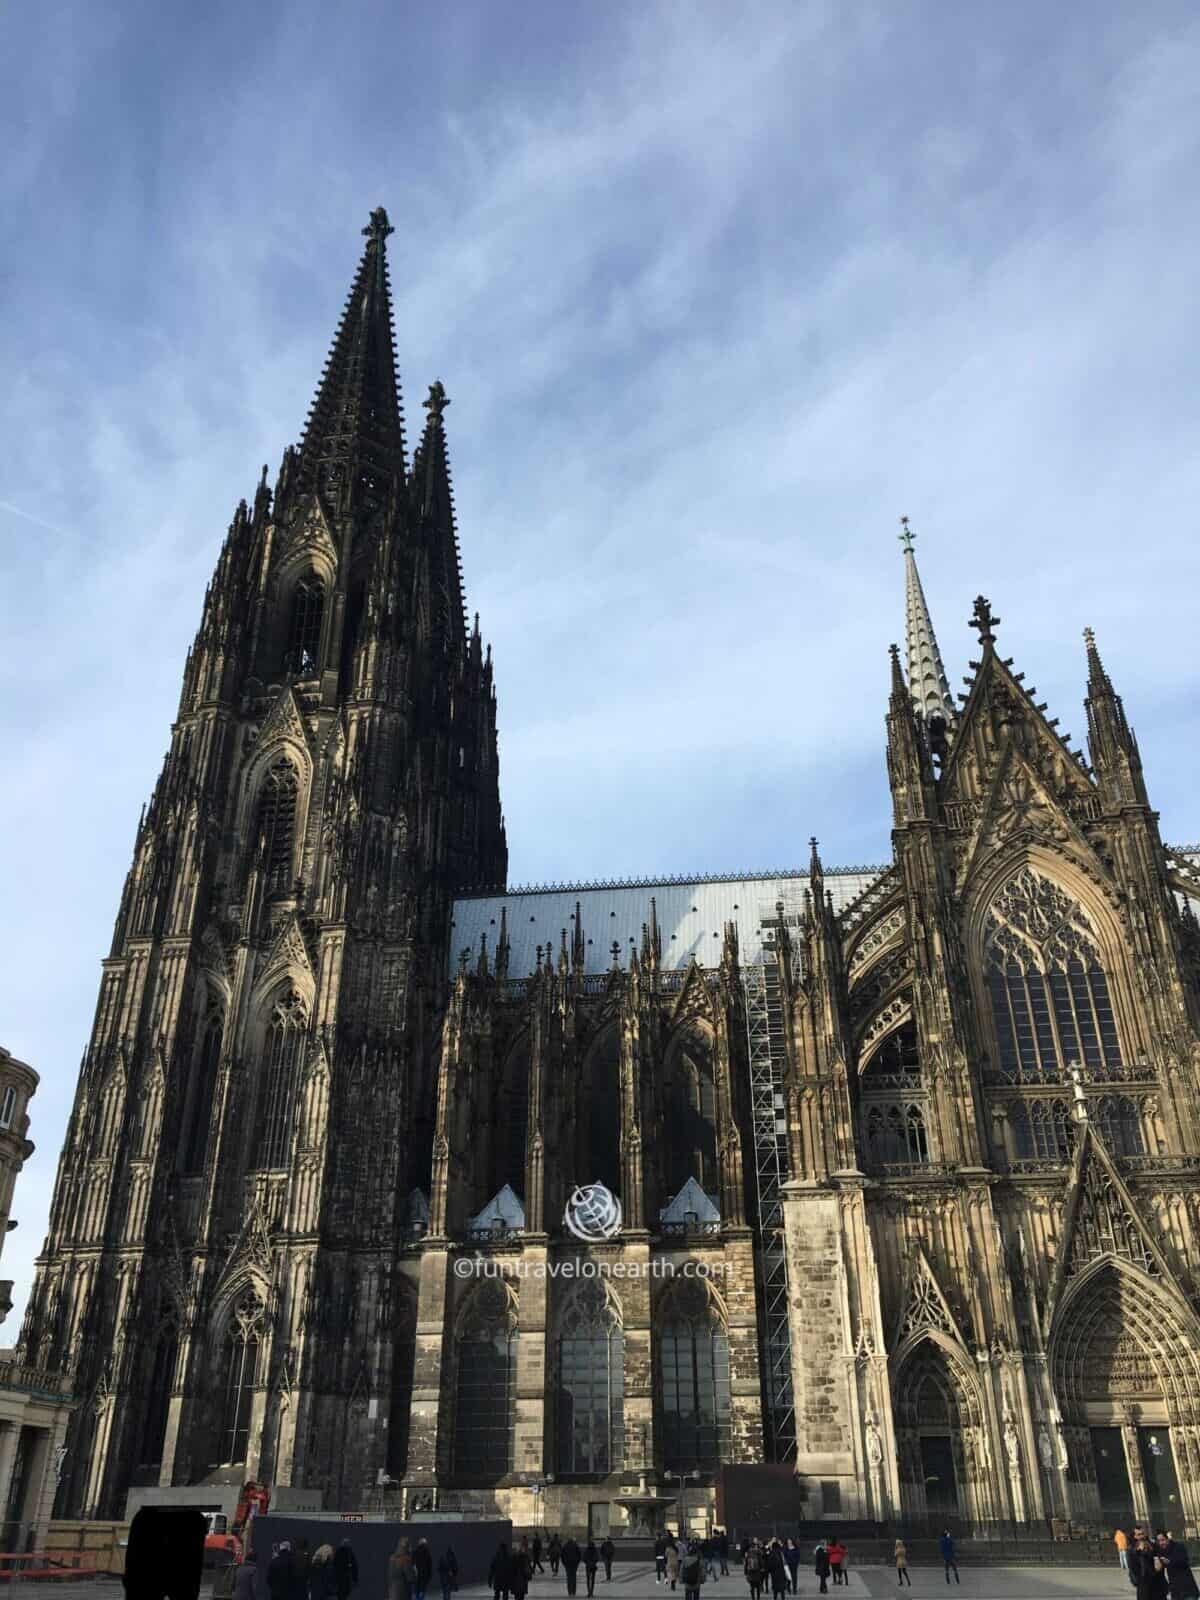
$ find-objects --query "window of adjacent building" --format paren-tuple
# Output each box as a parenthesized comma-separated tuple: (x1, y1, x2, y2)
(452, 1287, 517, 1481)
(254, 990, 307, 1170)
(0, 1086, 15, 1130)
(286, 575, 325, 675)
(254, 760, 300, 893)
(983, 868, 1122, 1080)
(659, 1286, 731, 1471)
(556, 1284, 624, 1476)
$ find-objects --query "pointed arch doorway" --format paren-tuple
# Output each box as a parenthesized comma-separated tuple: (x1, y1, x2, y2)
(1051, 1264, 1200, 1531)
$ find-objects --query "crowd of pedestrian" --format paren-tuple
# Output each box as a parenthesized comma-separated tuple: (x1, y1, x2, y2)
(1113, 1523, 1200, 1600)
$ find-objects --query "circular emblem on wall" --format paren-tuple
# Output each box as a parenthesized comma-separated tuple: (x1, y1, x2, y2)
(564, 1181, 622, 1242)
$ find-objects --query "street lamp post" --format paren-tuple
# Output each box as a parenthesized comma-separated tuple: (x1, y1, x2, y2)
(532, 1476, 554, 1529)
(665, 1469, 701, 1538)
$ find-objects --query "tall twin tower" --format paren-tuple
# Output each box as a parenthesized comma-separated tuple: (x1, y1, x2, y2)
(22, 210, 505, 1512)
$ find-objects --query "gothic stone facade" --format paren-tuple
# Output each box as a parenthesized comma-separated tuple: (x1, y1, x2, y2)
(19, 211, 1200, 1535)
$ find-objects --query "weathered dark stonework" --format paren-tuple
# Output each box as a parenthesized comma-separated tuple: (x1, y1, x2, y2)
(20, 213, 1200, 1536)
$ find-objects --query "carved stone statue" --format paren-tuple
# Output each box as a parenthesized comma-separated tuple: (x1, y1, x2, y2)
(1005, 1417, 1021, 1469)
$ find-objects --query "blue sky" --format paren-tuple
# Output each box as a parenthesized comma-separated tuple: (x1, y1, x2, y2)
(2, 2, 1199, 1328)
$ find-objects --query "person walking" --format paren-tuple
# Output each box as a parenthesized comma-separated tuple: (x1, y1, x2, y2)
(1129, 1533, 1167, 1600)
(389, 1540, 414, 1600)
(938, 1531, 959, 1586)
(489, 1543, 512, 1600)
(783, 1540, 801, 1596)
(655, 1535, 668, 1586)
(268, 1543, 295, 1600)
(717, 1532, 730, 1577)
(813, 1543, 830, 1598)
(310, 1546, 336, 1600)
(510, 1544, 531, 1600)
(413, 1540, 433, 1600)
(291, 1539, 312, 1600)
(548, 1538, 562, 1578)
(583, 1542, 599, 1599)
(744, 1542, 764, 1600)
(1156, 1532, 1200, 1600)
(666, 1544, 681, 1592)
(827, 1537, 847, 1589)
(333, 1541, 359, 1600)
(894, 1539, 910, 1588)
(766, 1542, 787, 1600)
(600, 1539, 615, 1582)
(561, 1539, 581, 1598)
(532, 1538, 545, 1577)
(1116, 1529, 1131, 1574)
(437, 1548, 458, 1600)
(681, 1544, 706, 1600)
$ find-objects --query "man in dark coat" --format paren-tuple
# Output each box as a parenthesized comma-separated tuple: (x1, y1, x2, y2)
(333, 1542, 359, 1600)
(599, 1540, 615, 1582)
(812, 1544, 830, 1597)
(489, 1543, 511, 1600)
(561, 1539, 581, 1598)
(548, 1537, 562, 1577)
(1130, 1534, 1168, 1600)
(1156, 1533, 1200, 1600)
(412, 1541, 433, 1600)
(716, 1533, 729, 1577)
(583, 1542, 600, 1599)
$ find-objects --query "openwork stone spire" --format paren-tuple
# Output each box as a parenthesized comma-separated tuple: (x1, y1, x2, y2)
(296, 206, 407, 509)
(899, 517, 956, 733)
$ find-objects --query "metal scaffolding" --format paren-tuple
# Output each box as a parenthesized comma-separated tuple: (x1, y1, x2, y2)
(743, 947, 797, 1461)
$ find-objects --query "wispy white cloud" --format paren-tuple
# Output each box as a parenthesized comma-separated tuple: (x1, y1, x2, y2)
(2, 1, 1199, 1326)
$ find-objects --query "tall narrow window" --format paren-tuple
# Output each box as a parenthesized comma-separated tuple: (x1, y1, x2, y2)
(983, 868, 1123, 1081)
(663, 1028, 718, 1199)
(220, 1297, 263, 1465)
(255, 990, 306, 1170)
(286, 576, 325, 674)
(1010, 1098, 1074, 1161)
(1094, 1095, 1145, 1156)
(493, 1040, 530, 1195)
(452, 1284, 517, 1481)
(183, 1010, 223, 1174)
(138, 1327, 177, 1472)
(556, 1283, 624, 1476)
(255, 760, 299, 893)
(864, 1102, 928, 1166)
(0, 1086, 15, 1130)
(659, 1281, 731, 1471)
(582, 1027, 621, 1195)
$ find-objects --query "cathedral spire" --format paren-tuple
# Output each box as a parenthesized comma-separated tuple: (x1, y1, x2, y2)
(1083, 625, 1148, 808)
(899, 518, 956, 735)
(295, 206, 407, 511)
(412, 380, 466, 647)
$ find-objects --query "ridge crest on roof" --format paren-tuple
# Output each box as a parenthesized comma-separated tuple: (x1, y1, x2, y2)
(456, 864, 889, 898)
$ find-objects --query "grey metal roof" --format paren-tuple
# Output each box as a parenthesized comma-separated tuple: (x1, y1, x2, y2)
(449, 867, 886, 979)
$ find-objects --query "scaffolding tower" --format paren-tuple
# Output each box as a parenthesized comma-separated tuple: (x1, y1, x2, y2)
(743, 940, 797, 1461)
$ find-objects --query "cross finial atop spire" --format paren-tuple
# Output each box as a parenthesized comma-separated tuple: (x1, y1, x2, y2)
(970, 594, 1000, 645)
(423, 380, 450, 424)
(362, 206, 394, 245)
(898, 515, 916, 553)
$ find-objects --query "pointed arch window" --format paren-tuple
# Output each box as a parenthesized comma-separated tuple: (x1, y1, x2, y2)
(556, 1282, 624, 1476)
(492, 1039, 530, 1195)
(1010, 1097, 1074, 1161)
(255, 760, 300, 893)
(864, 1102, 929, 1167)
(254, 991, 306, 1171)
(286, 575, 325, 675)
(137, 1324, 177, 1474)
(983, 868, 1122, 1081)
(452, 1283, 517, 1481)
(658, 1280, 731, 1471)
(582, 1027, 621, 1195)
(663, 1028, 718, 1199)
(1094, 1095, 1145, 1157)
(219, 1295, 264, 1465)
(183, 1009, 223, 1174)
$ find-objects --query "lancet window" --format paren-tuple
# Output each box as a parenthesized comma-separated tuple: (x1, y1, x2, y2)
(451, 1283, 517, 1481)
(254, 760, 300, 893)
(286, 575, 325, 674)
(663, 1027, 718, 1197)
(556, 1282, 624, 1476)
(582, 1027, 621, 1195)
(137, 1324, 177, 1472)
(658, 1280, 731, 1471)
(183, 1008, 223, 1174)
(1010, 1097, 1074, 1162)
(983, 868, 1122, 1081)
(254, 990, 307, 1171)
(219, 1295, 264, 1465)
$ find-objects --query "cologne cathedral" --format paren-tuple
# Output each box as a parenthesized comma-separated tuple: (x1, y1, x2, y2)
(22, 209, 1200, 1538)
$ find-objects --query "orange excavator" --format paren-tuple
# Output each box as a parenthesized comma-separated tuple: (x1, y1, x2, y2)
(204, 1482, 271, 1568)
